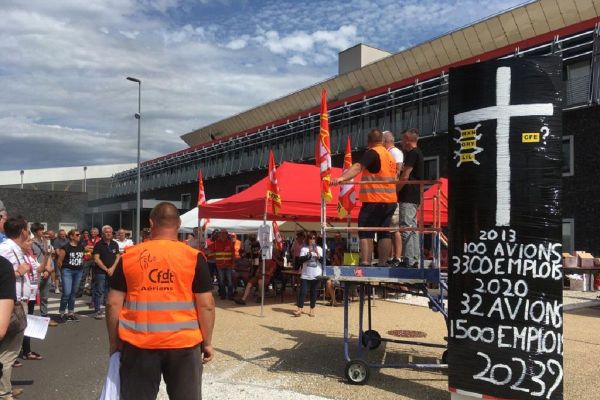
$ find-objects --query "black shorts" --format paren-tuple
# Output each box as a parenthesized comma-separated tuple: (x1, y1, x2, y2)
(358, 202, 397, 239)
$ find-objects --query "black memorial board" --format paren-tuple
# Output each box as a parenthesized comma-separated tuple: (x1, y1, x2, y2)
(448, 57, 563, 399)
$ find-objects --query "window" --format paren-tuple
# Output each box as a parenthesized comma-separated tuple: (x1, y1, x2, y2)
(181, 194, 191, 210)
(565, 61, 591, 105)
(562, 136, 574, 176)
(562, 218, 574, 254)
(59, 223, 77, 232)
(236, 184, 249, 193)
(423, 156, 440, 181)
(27, 222, 48, 232)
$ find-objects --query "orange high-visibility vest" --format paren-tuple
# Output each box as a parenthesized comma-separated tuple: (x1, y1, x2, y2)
(233, 239, 241, 260)
(359, 144, 397, 203)
(210, 239, 235, 269)
(118, 240, 203, 349)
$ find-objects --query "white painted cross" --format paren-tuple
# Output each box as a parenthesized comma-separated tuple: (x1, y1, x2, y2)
(454, 67, 554, 226)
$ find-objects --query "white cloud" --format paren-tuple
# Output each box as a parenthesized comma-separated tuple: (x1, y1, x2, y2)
(225, 36, 248, 50)
(119, 30, 140, 39)
(0, 0, 528, 171)
(288, 55, 307, 66)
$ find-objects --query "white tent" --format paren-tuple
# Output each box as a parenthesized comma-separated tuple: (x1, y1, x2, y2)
(181, 199, 357, 237)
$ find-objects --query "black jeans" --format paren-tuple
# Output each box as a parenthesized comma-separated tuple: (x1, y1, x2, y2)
(296, 279, 319, 309)
(120, 341, 203, 400)
(21, 300, 35, 355)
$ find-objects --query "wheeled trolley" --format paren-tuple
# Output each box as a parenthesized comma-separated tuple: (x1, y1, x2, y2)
(320, 179, 448, 384)
(324, 265, 448, 385)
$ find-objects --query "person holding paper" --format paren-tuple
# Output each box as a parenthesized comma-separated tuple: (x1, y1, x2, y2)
(0, 217, 32, 399)
(106, 202, 215, 400)
(19, 237, 45, 361)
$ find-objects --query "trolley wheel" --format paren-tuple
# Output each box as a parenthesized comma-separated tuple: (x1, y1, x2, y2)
(361, 330, 381, 350)
(345, 360, 370, 385)
(441, 350, 448, 364)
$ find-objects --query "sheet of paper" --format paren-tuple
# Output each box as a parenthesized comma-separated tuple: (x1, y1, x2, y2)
(24, 315, 50, 340)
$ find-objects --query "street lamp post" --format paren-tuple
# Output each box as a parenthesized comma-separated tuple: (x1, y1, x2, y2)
(83, 166, 87, 192)
(127, 76, 142, 244)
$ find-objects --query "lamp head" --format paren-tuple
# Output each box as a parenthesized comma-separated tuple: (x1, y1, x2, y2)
(126, 77, 141, 83)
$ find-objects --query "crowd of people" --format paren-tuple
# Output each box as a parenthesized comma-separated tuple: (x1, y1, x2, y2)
(0, 126, 427, 399)
(0, 198, 138, 399)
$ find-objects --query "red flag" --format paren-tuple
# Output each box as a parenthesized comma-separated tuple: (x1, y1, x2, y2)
(318, 88, 332, 202)
(267, 150, 282, 215)
(272, 221, 283, 251)
(197, 169, 209, 231)
(337, 137, 356, 219)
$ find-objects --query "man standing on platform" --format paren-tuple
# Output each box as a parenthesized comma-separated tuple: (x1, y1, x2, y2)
(106, 202, 214, 400)
(397, 128, 424, 268)
(383, 130, 404, 267)
(331, 129, 397, 266)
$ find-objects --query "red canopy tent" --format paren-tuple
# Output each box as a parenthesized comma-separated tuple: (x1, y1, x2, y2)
(199, 162, 358, 222)
(199, 162, 448, 225)
(421, 177, 448, 226)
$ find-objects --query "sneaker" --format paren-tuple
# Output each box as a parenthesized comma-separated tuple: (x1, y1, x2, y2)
(94, 312, 104, 320)
(57, 314, 67, 324)
(386, 258, 401, 267)
(67, 314, 80, 322)
(54, 287, 61, 294)
(234, 298, 246, 305)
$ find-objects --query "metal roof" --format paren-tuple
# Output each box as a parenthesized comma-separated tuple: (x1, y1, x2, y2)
(180, 0, 600, 148)
(0, 163, 136, 185)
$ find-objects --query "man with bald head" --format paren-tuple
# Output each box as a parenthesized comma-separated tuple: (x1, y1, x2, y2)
(383, 130, 404, 267)
(107, 202, 215, 400)
(332, 129, 397, 266)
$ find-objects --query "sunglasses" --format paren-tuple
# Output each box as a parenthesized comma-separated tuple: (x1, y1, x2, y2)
(73, 233, 81, 237)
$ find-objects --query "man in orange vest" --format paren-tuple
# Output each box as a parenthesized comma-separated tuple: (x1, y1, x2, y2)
(230, 232, 242, 260)
(207, 229, 236, 300)
(332, 129, 397, 266)
(106, 202, 215, 400)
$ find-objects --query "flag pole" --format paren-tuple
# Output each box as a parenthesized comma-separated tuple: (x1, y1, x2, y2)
(321, 197, 326, 277)
(261, 187, 268, 318)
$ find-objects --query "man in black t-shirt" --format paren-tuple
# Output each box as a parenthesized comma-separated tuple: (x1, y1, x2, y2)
(106, 202, 214, 400)
(92, 225, 120, 319)
(0, 253, 21, 397)
(0, 255, 16, 338)
(397, 128, 424, 267)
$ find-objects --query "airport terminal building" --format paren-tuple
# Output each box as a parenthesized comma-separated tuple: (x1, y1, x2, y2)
(92, 1, 600, 254)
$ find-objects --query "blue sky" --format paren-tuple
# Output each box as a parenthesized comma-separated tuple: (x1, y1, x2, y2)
(0, 0, 527, 170)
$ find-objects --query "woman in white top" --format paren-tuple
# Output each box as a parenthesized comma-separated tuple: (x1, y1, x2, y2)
(293, 232, 323, 317)
(20, 237, 47, 360)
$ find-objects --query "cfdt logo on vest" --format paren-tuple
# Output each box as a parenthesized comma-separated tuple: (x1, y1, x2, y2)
(149, 269, 175, 284)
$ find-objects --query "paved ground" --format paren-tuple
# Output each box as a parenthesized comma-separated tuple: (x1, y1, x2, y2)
(9, 290, 600, 400)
